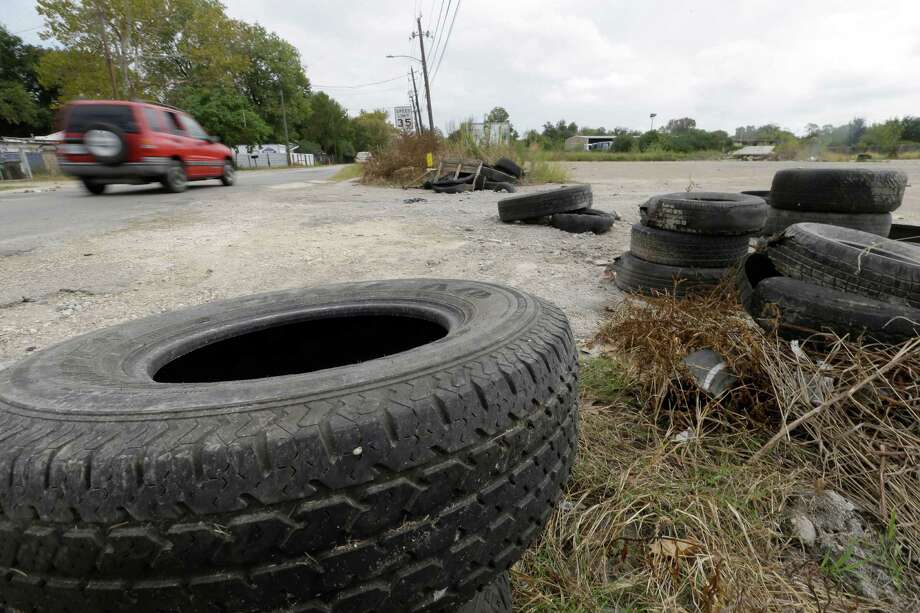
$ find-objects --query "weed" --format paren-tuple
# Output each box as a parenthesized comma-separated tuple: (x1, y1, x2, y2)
(580, 356, 631, 405)
(820, 543, 863, 582)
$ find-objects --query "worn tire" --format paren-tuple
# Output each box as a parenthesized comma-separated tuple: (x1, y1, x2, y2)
(770, 168, 907, 214)
(80, 178, 107, 195)
(762, 208, 893, 237)
(610, 252, 729, 297)
(743, 269, 920, 343)
(888, 223, 920, 244)
(498, 185, 592, 222)
(484, 181, 516, 193)
(741, 190, 771, 205)
(630, 223, 750, 267)
(0, 279, 578, 613)
(550, 209, 615, 234)
(768, 223, 920, 307)
(494, 158, 523, 179)
(640, 192, 768, 236)
(161, 160, 188, 193)
(455, 572, 512, 613)
(433, 181, 473, 194)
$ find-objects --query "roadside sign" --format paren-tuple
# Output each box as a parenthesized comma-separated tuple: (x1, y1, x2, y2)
(394, 106, 416, 133)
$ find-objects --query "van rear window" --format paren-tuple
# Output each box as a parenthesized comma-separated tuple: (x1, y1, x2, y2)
(65, 105, 139, 133)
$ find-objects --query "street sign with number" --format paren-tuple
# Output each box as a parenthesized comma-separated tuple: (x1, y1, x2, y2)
(394, 106, 416, 133)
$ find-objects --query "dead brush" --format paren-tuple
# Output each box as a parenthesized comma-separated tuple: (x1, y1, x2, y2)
(514, 279, 919, 610)
(361, 132, 440, 185)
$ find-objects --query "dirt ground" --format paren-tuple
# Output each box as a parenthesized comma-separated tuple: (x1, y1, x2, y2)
(1, 160, 918, 368)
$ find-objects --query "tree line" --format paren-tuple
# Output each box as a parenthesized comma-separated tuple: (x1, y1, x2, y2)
(521, 115, 920, 157)
(0, 1, 392, 160)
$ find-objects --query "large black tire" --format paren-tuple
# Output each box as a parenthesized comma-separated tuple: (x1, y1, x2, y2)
(498, 185, 592, 222)
(640, 192, 768, 236)
(743, 272, 920, 343)
(484, 181, 516, 193)
(741, 190, 771, 205)
(770, 168, 907, 214)
(161, 160, 188, 193)
(630, 223, 750, 267)
(433, 181, 474, 194)
(220, 160, 236, 186)
(481, 166, 518, 184)
(493, 158, 523, 179)
(80, 178, 107, 195)
(767, 223, 920, 307)
(888, 223, 920, 244)
(0, 280, 578, 613)
(762, 208, 893, 237)
(550, 208, 616, 234)
(610, 252, 729, 298)
(455, 572, 512, 612)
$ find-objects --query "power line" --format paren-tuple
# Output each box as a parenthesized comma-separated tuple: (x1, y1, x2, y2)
(313, 75, 406, 89)
(431, 0, 461, 82)
(431, 0, 451, 58)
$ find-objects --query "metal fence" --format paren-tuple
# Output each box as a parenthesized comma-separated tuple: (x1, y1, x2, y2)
(233, 151, 316, 169)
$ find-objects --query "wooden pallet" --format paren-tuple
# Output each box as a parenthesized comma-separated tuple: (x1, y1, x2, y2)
(437, 157, 483, 182)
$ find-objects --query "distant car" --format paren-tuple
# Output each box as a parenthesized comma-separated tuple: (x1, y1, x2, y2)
(57, 100, 235, 194)
(355, 151, 372, 162)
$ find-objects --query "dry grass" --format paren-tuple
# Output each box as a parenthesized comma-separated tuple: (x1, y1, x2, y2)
(362, 132, 441, 185)
(329, 164, 363, 182)
(513, 284, 920, 610)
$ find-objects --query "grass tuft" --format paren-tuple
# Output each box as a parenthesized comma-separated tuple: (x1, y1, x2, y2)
(513, 283, 920, 610)
(329, 164, 363, 182)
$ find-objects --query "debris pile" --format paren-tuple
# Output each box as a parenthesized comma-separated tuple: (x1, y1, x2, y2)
(610, 191, 767, 296)
(497, 184, 619, 234)
(424, 156, 522, 194)
(739, 223, 920, 342)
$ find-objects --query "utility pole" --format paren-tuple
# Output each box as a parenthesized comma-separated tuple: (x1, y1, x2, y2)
(409, 66, 425, 133)
(650, 113, 657, 132)
(96, 4, 118, 98)
(279, 85, 291, 166)
(412, 17, 435, 134)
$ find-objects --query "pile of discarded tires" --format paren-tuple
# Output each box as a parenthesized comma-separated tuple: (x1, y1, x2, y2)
(739, 223, 920, 342)
(0, 280, 578, 613)
(498, 184, 618, 234)
(429, 157, 522, 194)
(754, 168, 908, 236)
(610, 191, 767, 296)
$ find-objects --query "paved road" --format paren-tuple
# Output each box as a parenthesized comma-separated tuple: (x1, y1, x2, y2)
(0, 165, 341, 253)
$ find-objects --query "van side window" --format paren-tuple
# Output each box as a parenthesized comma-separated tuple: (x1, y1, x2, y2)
(142, 107, 164, 132)
(164, 112, 185, 135)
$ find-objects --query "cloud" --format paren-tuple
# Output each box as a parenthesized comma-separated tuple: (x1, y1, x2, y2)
(6, 0, 920, 134)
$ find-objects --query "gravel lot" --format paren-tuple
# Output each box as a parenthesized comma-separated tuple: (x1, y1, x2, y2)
(1, 160, 918, 367)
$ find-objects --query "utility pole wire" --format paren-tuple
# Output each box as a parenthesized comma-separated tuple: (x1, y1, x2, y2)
(313, 75, 406, 89)
(429, 0, 449, 62)
(431, 0, 461, 82)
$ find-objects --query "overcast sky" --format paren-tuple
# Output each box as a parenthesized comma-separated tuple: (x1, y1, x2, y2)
(5, 0, 920, 135)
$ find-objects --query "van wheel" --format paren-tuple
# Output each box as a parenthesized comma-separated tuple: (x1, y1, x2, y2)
(162, 160, 188, 193)
(81, 179, 106, 195)
(220, 161, 236, 186)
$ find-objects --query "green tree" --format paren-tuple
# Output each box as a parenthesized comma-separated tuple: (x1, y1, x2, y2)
(302, 92, 352, 159)
(665, 117, 696, 133)
(0, 24, 55, 135)
(860, 120, 903, 156)
(351, 109, 394, 151)
(170, 86, 270, 148)
(485, 106, 509, 123)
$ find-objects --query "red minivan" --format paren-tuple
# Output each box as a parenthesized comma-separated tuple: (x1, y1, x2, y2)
(58, 100, 235, 194)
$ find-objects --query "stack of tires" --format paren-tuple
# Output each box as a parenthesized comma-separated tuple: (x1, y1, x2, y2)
(759, 168, 908, 237)
(0, 280, 579, 613)
(498, 184, 618, 234)
(610, 192, 768, 297)
(739, 223, 920, 343)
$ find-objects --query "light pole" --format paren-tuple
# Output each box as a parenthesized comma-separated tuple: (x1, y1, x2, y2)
(277, 77, 291, 166)
(650, 113, 657, 132)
